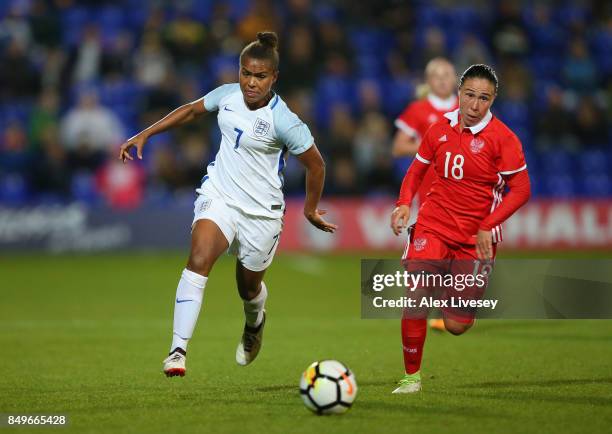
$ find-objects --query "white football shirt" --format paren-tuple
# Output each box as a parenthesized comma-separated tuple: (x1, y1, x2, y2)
(199, 83, 313, 218)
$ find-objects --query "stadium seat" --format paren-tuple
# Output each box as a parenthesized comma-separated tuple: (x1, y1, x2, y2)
(545, 174, 576, 198)
(578, 150, 608, 175)
(555, 4, 590, 28)
(71, 172, 100, 205)
(382, 78, 414, 118)
(582, 174, 610, 197)
(0, 173, 30, 205)
(528, 55, 562, 80)
(191, 0, 214, 22)
(539, 149, 574, 174)
(356, 55, 386, 79)
(415, 5, 446, 28)
(61, 7, 90, 47)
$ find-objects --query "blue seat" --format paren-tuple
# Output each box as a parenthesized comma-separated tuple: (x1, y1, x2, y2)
(582, 174, 610, 197)
(208, 55, 239, 80)
(356, 55, 386, 79)
(191, 0, 214, 22)
(579, 150, 608, 175)
(528, 55, 562, 80)
(545, 174, 575, 198)
(539, 150, 574, 174)
(0, 173, 29, 205)
(71, 172, 100, 205)
(415, 5, 446, 28)
(99, 6, 125, 31)
(527, 174, 543, 197)
(382, 78, 414, 118)
(555, 4, 590, 27)
(61, 7, 90, 47)
(496, 100, 531, 130)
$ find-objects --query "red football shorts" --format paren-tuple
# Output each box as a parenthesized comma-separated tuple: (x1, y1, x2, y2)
(401, 224, 496, 323)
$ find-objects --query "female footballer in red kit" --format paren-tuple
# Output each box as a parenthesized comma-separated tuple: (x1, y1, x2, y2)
(390, 64, 531, 393)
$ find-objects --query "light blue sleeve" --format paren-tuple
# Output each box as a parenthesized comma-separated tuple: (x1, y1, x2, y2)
(203, 83, 240, 112)
(273, 103, 314, 155)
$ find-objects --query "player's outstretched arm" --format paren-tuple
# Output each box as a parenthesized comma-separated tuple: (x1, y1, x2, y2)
(391, 130, 419, 157)
(119, 98, 208, 163)
(296, 145, 338, 233)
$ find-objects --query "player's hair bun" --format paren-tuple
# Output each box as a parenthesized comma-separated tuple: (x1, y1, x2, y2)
(256, 31, 278, 49)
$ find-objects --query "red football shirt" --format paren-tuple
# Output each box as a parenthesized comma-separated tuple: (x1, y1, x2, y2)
(394, 95, 458, 201)
(403, 109, 527, 245)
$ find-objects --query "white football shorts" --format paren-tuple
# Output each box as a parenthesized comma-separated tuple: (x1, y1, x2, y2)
(192, 181, 283, 272)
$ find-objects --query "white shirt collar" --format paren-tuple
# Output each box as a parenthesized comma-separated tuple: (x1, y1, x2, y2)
(443, 109, 493, 134)
(427, 93, 457, 111)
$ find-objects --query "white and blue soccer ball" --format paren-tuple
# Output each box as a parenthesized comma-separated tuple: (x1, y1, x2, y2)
(299, 360, 358, 415)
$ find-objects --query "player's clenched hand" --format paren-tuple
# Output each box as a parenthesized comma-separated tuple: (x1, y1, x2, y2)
(476, 229, 493, 261)
(118, 133, 147, 163)
(390, 205, 410, 236)
(305, 209, 338, 233)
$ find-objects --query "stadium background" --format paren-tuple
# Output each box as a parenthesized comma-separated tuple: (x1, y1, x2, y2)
(1, 2, 611, 434)
(0, 0, 610, 252)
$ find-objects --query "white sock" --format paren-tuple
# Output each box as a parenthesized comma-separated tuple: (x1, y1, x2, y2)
(243, 281, 268, 328)
(170, 268, 207, 353)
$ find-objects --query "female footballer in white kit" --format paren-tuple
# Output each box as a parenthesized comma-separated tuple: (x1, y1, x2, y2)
(119, 31, 337, 377)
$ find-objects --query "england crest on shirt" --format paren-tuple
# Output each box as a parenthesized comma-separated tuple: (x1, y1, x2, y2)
(253, 118, 271, 137)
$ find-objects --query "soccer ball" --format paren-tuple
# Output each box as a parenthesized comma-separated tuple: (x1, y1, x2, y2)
(299, 360, 357, 415)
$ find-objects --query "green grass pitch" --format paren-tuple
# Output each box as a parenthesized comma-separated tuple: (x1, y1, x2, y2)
(1, 252, 611, 434)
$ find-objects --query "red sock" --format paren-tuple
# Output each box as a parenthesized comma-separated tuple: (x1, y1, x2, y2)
(401, 318, 427, 374)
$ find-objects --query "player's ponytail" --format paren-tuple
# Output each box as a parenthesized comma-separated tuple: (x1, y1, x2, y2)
(240, 31, 279, 70)
(256, 31, 278, 49)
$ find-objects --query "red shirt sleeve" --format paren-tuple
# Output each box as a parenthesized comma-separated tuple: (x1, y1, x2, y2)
(480, 169, 531, 230)
(396, 129, 436, 206)
(497, 132, 527, 175)
(394, 103, 421, 139)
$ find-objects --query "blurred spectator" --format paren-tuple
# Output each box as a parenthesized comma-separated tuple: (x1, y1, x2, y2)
(0, 39, 40, 101)
(574, 97, 609, 147)
(0, 4, 32, 48)
(318, 18, 352, 61)
(535, 86, 576, 151)
(278, 24, 319, 93)
(163, 12, 207, 69)
(60, 89, 125, 151)
(0, 0, 608, 203)
(491, 0, 529, 58)
(32, 125, 71, 198)
(329, 156, 361, 196)
(322, 104, 356, 160)
(29, 88, 61, 149)
(562, 37, 599, 94)
(29, 0, 61, 48)
(151, 145, 186, 192)
(101, 31, 134, 79)
(453, 34, 492, 75)
(68, 24, 103, 84)
(180, 133, 210, 188)
(353, 111, 391, 175)
(236, 0, 279, 43)
(418, 27, 447, 68)
(0, 122, 31, 175)
(358, 80, 383, 113)
(96, 151, 145, 209)
(133, 32, 174, 87)
(41, 47, 68, 90)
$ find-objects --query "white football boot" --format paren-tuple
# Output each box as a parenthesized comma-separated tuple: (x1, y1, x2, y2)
(236, 311, 266, 366)
(163, 351, 186, 377)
